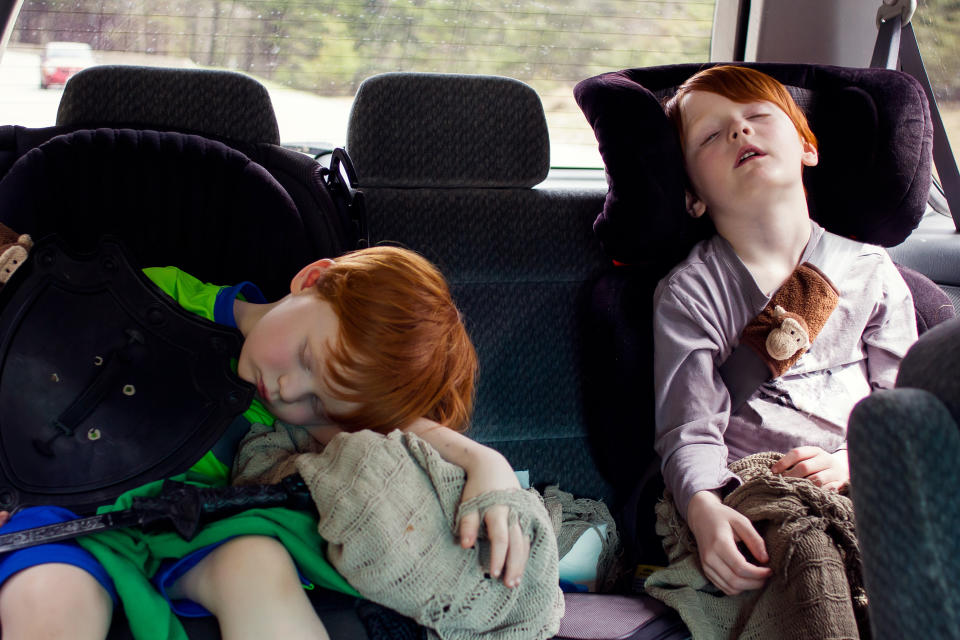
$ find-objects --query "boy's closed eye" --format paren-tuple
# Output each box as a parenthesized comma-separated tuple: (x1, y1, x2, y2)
(300, 342, 313, 372)
(701, 131, 720, 146)
(699, 111, 770, 146)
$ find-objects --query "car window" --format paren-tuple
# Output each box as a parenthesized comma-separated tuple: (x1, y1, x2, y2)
(913, 0, 960, 169)
(0, 0, 716, 168)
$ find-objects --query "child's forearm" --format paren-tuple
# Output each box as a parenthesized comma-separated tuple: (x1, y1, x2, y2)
(403, 418, 509, 474)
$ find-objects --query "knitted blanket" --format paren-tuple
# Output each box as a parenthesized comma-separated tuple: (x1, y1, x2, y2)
(644, 452, 869, 640)
(233, 423, 565, 640)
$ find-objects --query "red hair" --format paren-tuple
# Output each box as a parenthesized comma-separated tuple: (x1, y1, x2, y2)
(311, 246, 477, 433)
(663, 65, 817, 152)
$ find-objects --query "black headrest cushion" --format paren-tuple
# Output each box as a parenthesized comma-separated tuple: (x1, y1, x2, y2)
(575, 63, 933, 265)
(0, 128, 311, 299)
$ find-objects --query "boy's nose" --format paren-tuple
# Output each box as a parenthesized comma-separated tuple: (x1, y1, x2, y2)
(278, 372, 306, 402)
(729, 122, 752, 140)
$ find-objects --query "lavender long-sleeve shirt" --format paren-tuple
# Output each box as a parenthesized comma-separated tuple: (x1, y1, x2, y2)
(653, 221, 917, 519)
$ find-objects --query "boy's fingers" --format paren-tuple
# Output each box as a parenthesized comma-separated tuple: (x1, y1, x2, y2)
(502, 523, 529, 588)
(727, 551, 772, 580)
(484, 507, 510, 579)
(702, 562, 735, 595)
(458, 511, 480, 548)
(715, 547, 770, 594)
(731, 518, 769, 565)
(772, 446, 820, 473)
(0, 510, 8, 528)
(706, 551, 768, 595)
(821, 480, 844, 492)
(771, 452, 794, 473)
(808, 468, 840, 486)
(782, 460, 814, 478)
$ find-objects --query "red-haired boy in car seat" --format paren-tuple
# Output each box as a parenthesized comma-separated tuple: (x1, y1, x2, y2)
(0, 246, 532, 640)
(651, 65, 916, 605)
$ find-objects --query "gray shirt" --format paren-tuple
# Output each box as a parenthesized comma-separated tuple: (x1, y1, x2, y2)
(653, 221, 917, 519)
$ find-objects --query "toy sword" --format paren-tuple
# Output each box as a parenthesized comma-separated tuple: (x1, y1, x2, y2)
(0, 474, 315, 554)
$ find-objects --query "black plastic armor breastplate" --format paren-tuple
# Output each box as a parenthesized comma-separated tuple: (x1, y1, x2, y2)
(0, 236, 254, 514)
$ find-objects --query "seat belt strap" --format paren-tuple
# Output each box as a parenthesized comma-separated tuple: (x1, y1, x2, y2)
(719, 237, 864, 413)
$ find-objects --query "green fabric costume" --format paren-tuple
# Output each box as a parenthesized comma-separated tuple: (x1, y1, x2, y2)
(74, 266, 359, 640)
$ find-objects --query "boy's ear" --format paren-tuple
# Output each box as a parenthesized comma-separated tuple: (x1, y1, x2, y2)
(801, 139, 819, 168)
(685, 190, 707, 218)
(291, 258, 335, 293)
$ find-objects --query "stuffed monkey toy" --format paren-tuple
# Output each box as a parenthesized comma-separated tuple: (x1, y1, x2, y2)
(0, 222, 33, 288)
(740, 263, 840, 377)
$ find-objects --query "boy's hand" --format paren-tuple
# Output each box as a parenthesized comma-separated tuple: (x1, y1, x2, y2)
(402, 418, 529, 588)
(0, 511, 9, 528)
(686, 490, 771, 596)
(456, 449, 529, 588)
(771, 446, 848, 491)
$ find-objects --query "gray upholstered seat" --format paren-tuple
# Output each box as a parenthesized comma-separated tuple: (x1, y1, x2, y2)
(347, 72, 614, 501)
(56, 65, 280, 145)
(848, 317, 960, 640)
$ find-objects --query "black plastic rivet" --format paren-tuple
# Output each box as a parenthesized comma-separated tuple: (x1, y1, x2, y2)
(210, 337, 229, 355)
(0, 489, 15, 509)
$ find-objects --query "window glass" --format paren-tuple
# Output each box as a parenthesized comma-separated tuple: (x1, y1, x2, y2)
(0, 0, 715, 167)
(913, 0, 960, 168)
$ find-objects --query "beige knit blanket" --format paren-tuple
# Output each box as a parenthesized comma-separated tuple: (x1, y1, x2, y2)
(644, 452, 869, 640)
(233, 423, 564, 640)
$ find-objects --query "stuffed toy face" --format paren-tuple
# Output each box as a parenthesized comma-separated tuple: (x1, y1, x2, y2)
(765, 305, 811, 360)
(0, 226, 32, 285)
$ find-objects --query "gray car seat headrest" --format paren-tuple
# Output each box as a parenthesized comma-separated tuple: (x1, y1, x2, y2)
(57, 66, 281, 146)
(346, 72, 550, 188)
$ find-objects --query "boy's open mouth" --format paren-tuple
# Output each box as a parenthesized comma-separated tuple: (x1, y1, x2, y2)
(735, 146, 765, 168)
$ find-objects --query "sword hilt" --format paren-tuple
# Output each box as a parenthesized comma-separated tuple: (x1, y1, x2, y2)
(132, 474, 315, 541)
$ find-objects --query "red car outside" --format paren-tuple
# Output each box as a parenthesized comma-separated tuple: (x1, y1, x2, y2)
(40, 41, 95, 89)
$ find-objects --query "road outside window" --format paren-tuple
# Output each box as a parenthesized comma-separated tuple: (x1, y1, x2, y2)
(0, 0, 715, 168)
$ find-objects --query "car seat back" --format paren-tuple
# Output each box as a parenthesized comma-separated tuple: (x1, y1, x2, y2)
(347, 72, 615, 501)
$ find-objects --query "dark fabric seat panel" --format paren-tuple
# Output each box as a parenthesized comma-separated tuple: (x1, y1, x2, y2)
(493, 436, 614, 503)
(363, 188, 609, 282)
(849, 318, 960, 639)
(456, 281, 592, 439)
(364, 187, 614, 500)
(0, 128, 311, 299)
(849, 387, 960, 640)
